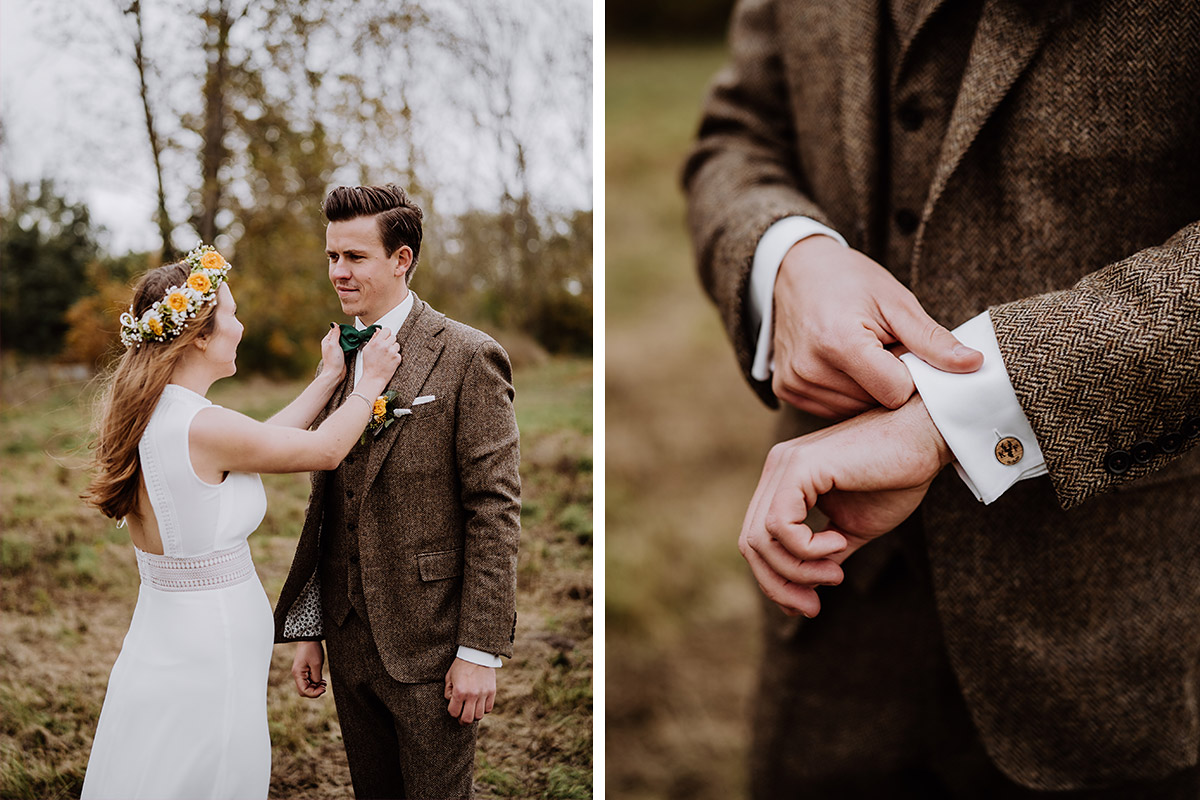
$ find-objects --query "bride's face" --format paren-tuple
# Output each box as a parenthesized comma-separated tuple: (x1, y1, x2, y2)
(202, 284, 243, 376)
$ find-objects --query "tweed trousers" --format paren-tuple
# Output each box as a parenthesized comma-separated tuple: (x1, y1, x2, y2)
(325, 609, 476, 800)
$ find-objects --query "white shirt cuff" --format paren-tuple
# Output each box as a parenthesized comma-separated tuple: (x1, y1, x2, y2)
(456, 646, 502, 668)
(749, 217, 848, 381)
(900, 310, 1047, 504)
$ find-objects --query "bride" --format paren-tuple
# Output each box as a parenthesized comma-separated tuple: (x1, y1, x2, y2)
(79, 245, 400, 799)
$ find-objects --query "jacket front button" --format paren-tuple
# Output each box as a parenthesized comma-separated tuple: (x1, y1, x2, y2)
(894, 209, 919, 235)
(1104, 450, 1132, 476)
(1157, 431, 1184, 453)
(897, 101, 924, 131)
(346, 489, 355, 499)
(1131, 440, 1158, 464)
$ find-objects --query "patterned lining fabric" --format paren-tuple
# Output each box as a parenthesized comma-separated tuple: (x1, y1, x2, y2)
(283, 571, 323, 639)
(134, 541, 256, 592)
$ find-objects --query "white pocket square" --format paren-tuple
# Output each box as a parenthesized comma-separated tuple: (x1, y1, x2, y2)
(412, 395, 436, 405)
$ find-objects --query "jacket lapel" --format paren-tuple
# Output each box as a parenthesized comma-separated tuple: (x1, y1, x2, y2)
(894, 0, 952, 69)
(914, 0, 1059, 266)
(361, 293, 446, 493)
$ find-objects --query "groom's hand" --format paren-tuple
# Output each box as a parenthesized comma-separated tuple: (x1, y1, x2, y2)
(772, 236, 982, 418)
(444, 658, 496, 725)
(291, 641, 327, 698)
(740, 395, 954, 616)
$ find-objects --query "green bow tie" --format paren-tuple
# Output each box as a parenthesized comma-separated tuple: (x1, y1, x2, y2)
(337, 323, 381, 353)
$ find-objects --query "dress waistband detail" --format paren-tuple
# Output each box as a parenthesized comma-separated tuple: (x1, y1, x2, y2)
(135, 542, 255, 592)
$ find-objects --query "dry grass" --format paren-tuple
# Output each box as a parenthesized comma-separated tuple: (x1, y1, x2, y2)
(0, 353, 591, 799)
(605, 43, 780, 799)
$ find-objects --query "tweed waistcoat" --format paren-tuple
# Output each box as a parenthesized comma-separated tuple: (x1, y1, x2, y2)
(320, 433, 372, 628)
(882, 0, 981, 282)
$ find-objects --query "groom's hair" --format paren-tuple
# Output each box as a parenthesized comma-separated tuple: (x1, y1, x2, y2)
(323, 184, 423, 283)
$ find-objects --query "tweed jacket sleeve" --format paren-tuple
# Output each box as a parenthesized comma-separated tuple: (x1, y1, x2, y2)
(454, 339, 521, 658)
(682, 0, 837, 410)
(990, 222, 1200, 510)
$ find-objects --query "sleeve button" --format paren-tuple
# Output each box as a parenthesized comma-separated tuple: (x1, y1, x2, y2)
(1157, 431, 1184, 453)
(1131, 440, 1158, 464)
(1183, 416, 1200, 439)
(1104, 450, 1132, 476)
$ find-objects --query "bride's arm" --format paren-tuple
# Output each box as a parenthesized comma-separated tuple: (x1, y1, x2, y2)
(190, 329, 401, 476)
(266, 327, 347, 429)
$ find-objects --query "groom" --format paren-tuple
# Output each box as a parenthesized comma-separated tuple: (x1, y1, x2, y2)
(274, 183, 521, 799)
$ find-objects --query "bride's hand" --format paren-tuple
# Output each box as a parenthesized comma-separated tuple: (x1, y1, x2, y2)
(319, 326, 347, 383)
(360, 328, 402, 384)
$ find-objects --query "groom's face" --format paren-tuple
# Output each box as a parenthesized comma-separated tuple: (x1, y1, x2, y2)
(326, 215, 411, 325)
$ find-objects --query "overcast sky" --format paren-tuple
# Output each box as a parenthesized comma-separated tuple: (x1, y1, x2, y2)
(2, 0, 162, 252)
(1, 0, 593, 256)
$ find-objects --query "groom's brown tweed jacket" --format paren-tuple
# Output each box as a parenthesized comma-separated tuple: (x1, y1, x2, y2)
(685, 0, 1200, 791)
(273, 294, 521, 682)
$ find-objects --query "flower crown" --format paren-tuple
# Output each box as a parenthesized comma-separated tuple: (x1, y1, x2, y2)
(119, 245, 232, 348)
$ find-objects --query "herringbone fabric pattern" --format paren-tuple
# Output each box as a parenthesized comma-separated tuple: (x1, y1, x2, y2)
(685, 0, 1200, 790)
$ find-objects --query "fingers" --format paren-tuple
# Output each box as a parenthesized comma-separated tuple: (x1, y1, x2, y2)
(444, 682, 493, 725)
(843, 342, 916, 409)
(361, 328, 402, 373)
(774, 382, 874, 420)
(291, 663, 327, 698)
(886, 298, 983, 374)
(739, 442, 848, 617)
(774, 347, 882, 417)
(742, 544, 825, 617)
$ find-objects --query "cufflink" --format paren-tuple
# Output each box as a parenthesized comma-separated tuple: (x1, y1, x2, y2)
(994, 436, 1023, 466)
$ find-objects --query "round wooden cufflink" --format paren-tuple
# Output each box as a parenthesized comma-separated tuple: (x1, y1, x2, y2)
(995, 436, 1024, 466)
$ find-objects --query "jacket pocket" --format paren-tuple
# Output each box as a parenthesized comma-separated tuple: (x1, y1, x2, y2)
(417, 547, 464, 581)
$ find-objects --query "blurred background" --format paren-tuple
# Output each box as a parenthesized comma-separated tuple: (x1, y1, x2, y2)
(0, 1, 591, 797)
(606, 3, 785, 798)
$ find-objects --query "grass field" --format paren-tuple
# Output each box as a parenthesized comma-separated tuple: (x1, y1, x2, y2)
(0, 353, 592, 799)
(606, 43, 779, 799)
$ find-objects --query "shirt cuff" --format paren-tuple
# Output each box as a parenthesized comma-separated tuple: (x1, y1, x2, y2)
(457, 646, 502, 668)
(900, 310, 1047, 504)
(749, 217, 848, 381)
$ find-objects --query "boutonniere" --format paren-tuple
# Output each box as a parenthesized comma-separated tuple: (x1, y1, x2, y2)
(361, 391, 401, 444)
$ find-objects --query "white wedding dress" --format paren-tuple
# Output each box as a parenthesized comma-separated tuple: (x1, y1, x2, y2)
(82, 384, 274, 799)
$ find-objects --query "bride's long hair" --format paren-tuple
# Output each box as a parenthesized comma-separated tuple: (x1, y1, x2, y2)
(82, 261, 220, 520)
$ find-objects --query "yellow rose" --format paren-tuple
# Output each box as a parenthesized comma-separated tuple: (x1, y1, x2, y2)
(187, 272, 212, 293)
(148, 318, 164, 336)
(167, 292, 189, 313)
(201, 251, 225, 270)
(373, 397, 388, 418)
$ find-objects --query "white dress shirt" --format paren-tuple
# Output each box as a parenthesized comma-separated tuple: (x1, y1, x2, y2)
(749, 216, 1046, 504)
(350, 291, 502, 668)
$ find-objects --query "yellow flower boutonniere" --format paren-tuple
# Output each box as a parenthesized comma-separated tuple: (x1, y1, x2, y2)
(361, 391, 401, 445)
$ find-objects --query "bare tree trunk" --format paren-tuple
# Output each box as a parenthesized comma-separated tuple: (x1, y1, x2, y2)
(124, 0, 175, 259)
(197, 0, 233, 244)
